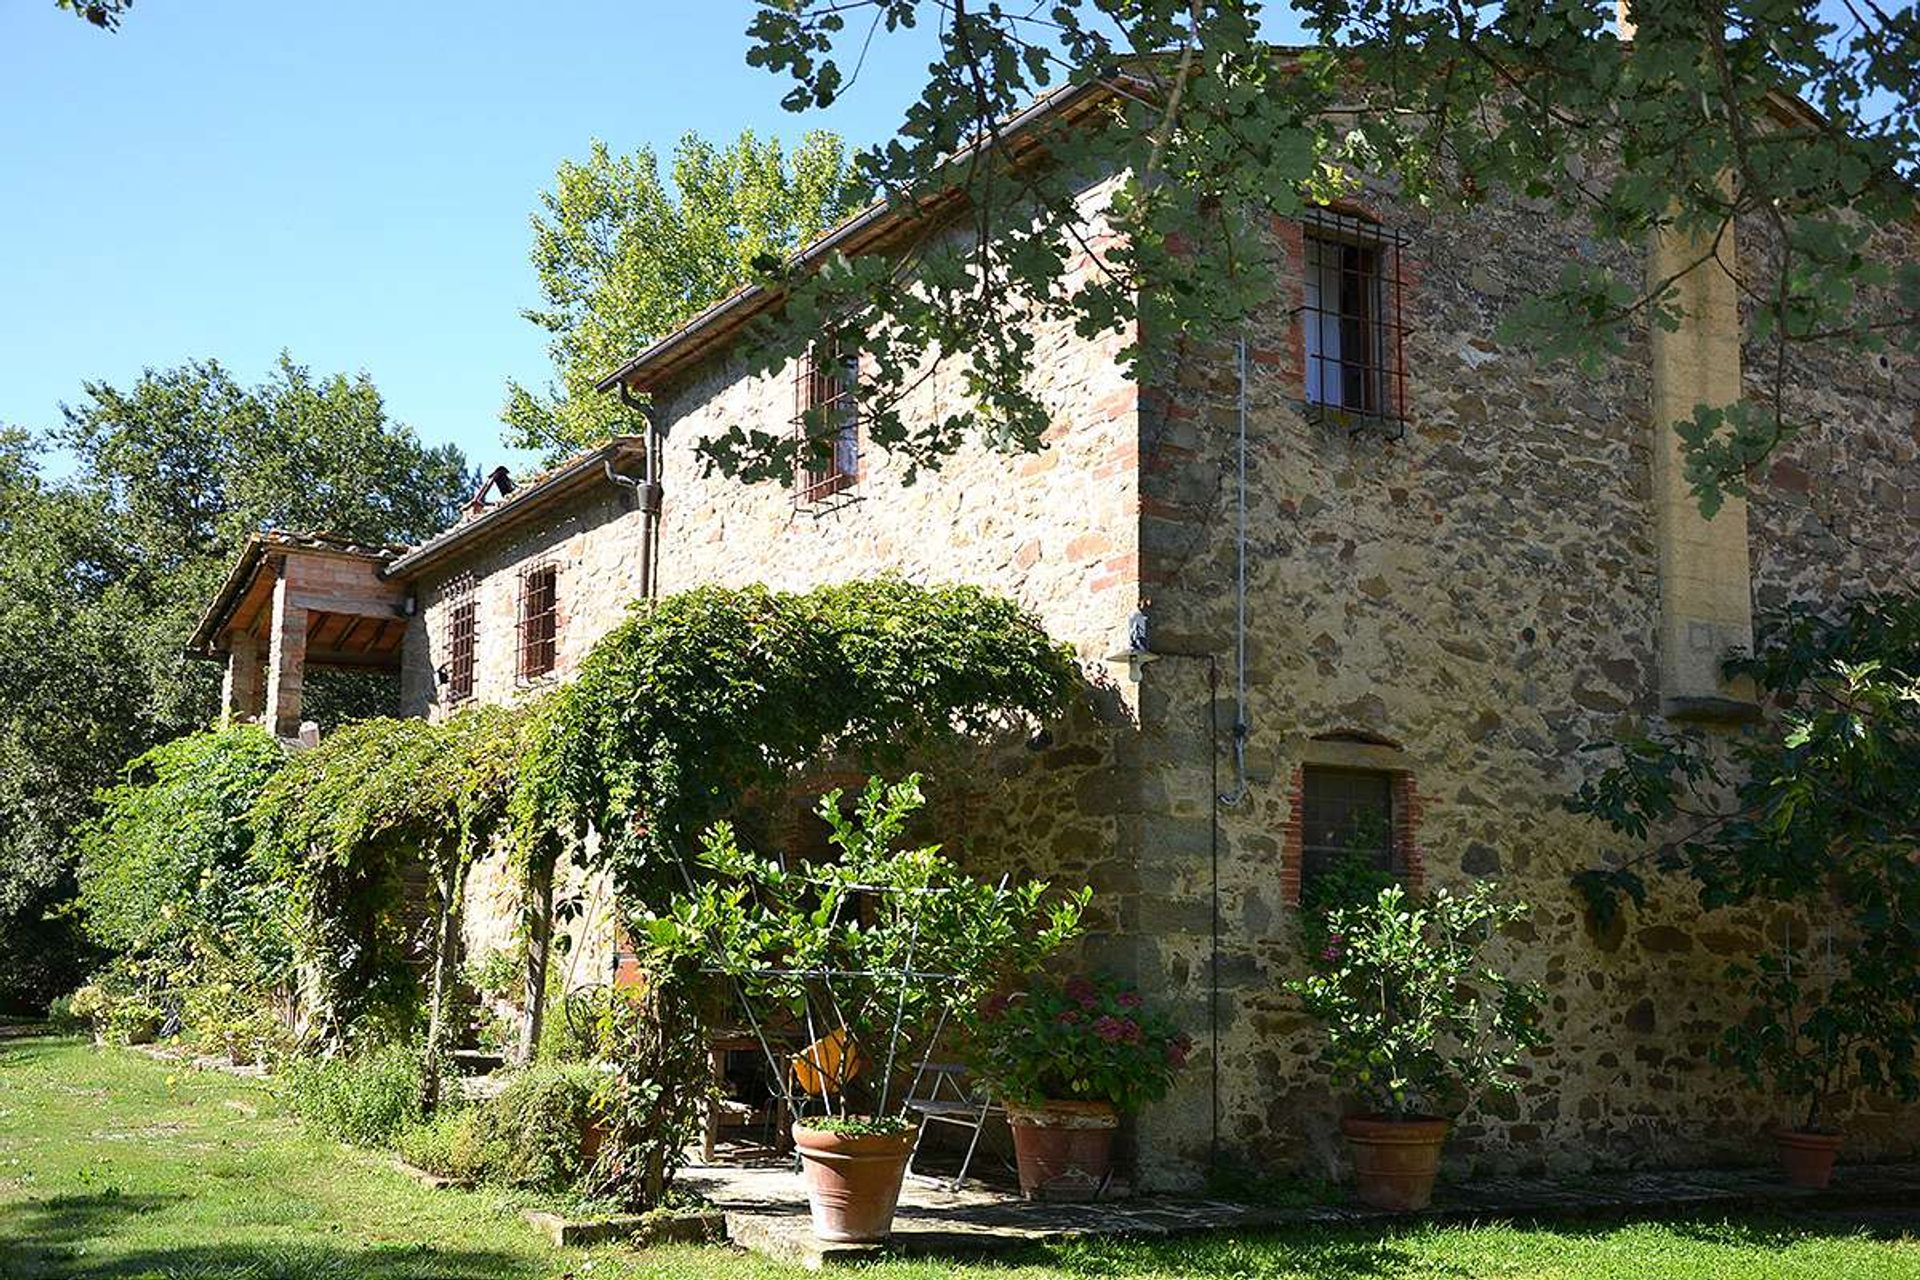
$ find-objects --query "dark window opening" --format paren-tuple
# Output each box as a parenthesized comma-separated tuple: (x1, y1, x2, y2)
(1300, 766, 1396, 890)
(1302, 212, 1406, 426)
(516, 564, 557, 680)
(794, 336, 860, 504)
(445, 593, 476, 704)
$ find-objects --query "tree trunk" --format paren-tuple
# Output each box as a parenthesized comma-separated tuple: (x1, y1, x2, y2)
(421, 851, 468, 1115)
(519, 857, 556, 1065)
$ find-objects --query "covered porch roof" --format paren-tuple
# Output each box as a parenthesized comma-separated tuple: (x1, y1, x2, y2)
(190, 530, 412, 738)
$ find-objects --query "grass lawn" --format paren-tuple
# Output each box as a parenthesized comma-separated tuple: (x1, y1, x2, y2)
(4, 1034, 1918, 1279)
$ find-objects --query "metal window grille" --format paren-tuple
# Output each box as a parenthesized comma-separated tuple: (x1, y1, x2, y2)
(794, 337, 860, 505)
(445, 576, 477, 704)
(1300, 766, 1397, 887)
(1301, 210, 1408, 430)
(516, 563, 557, 680)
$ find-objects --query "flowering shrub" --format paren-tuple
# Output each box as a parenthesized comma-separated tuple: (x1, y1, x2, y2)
(968, 973, 1189, 1113)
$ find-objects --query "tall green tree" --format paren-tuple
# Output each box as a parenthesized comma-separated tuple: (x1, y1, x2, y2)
(714, 2, 1918, 503)
(0, 357, 471, 1012)
(505, 129, 864, 463)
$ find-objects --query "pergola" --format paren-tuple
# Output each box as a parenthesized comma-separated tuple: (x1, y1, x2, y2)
(188, 531, 412, 739)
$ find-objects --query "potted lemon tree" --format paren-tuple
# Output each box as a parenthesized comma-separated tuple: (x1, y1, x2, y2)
(1287, 883, 1546, 1210)
(646, 775, 1084, 1242)
(1719, 938, 1913, 1189)
(968, 973, 1188, 1200)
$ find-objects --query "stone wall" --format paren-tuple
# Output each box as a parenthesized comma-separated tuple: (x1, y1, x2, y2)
(1129, 188, 1920, 1188)
(646, 171, 1150, 942)
(387, 164, 1917, 1189)
(400, 172, 1153, 1004)
(397, 489, 651, 995)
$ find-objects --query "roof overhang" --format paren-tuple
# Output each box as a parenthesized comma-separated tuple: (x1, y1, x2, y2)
(382, 435, 649, 582)
(593, 76, 1131, 398)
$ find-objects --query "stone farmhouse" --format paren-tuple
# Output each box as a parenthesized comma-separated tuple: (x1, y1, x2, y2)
(187, 79, 1920, 1188)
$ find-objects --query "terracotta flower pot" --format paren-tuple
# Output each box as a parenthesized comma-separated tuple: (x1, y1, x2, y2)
(1341, 1114, 1450, 1211)
(1775, 1128, 1843, 1189)
(792, 1122, 917, 1242)
(1006, 1099, 1119, 1201)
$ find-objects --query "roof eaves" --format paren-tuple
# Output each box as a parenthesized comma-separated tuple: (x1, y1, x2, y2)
(382, 435, 647, 581)
(592, 75, 1126, 397)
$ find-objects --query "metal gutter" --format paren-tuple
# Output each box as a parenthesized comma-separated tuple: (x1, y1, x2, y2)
(382, 436, 648, 582)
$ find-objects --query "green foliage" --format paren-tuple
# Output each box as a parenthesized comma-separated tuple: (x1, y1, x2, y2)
(647, 775, 1085, 1126)
(795, 1114, 918, 1138)
(282, 1042, 426, 1147)
(251, 704, 538, 1045)
(1297, 811, 1399, 954)
(100, 994, 165, 1046)
(254, 704, 535, 875)
(506, 130, 863, 462)
(507, 580, 1074, 1204)
(75, 726, 289, 999)
(968, 972, 1189, 1113)
(719, 4, 1915, 504)
(1573, 595, 1920, 1120)
(465, 946, 523, 1002)
(63, 983, 109, 1030)
(0, 358, 470, 1008)
(1286, 884, 1548, 1120)
(1719, 939, 1902, 1134)
(539, 983, 610, 1065)
(56, 0, 133, 29)
(574, 977, 710, 1208)
(513, 578, 1079, 895)
(399, 1063, 606, 1191)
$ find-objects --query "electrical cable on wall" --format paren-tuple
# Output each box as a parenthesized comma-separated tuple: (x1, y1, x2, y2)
(1221, 335, 1252, 807)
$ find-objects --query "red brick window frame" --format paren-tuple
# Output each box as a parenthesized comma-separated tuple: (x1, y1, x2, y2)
(794, 335, 860, 505)
(1297, 208, 1410, 431)
(516, 563, 558, 682)
(442, 573, 477, 705)
(1283, 762, 1425, 908)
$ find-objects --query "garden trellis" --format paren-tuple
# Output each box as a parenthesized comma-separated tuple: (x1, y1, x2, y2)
(644, 775, 1087, 1137)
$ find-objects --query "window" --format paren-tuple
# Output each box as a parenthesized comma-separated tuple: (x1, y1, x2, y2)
(441, 573, 477, 704)
(1299, 766, 1396, 887)
(794, 336, 860, 504)
(516, 564, 557, 680)
(1301, 211, 1406, 424)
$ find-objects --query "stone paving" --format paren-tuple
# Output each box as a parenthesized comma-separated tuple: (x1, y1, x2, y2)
(679, 1154, 1920, 1268)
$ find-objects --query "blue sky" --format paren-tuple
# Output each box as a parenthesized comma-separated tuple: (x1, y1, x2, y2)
(0, 2, 932, 477)
(3, 3, 1880, 481)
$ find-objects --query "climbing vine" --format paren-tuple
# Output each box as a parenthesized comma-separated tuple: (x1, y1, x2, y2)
(73, 724, 290, 1047)
(252, 701, 540, 1088)
(504, 578, 1080, 1204)
(511, 577, 1081, 894)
